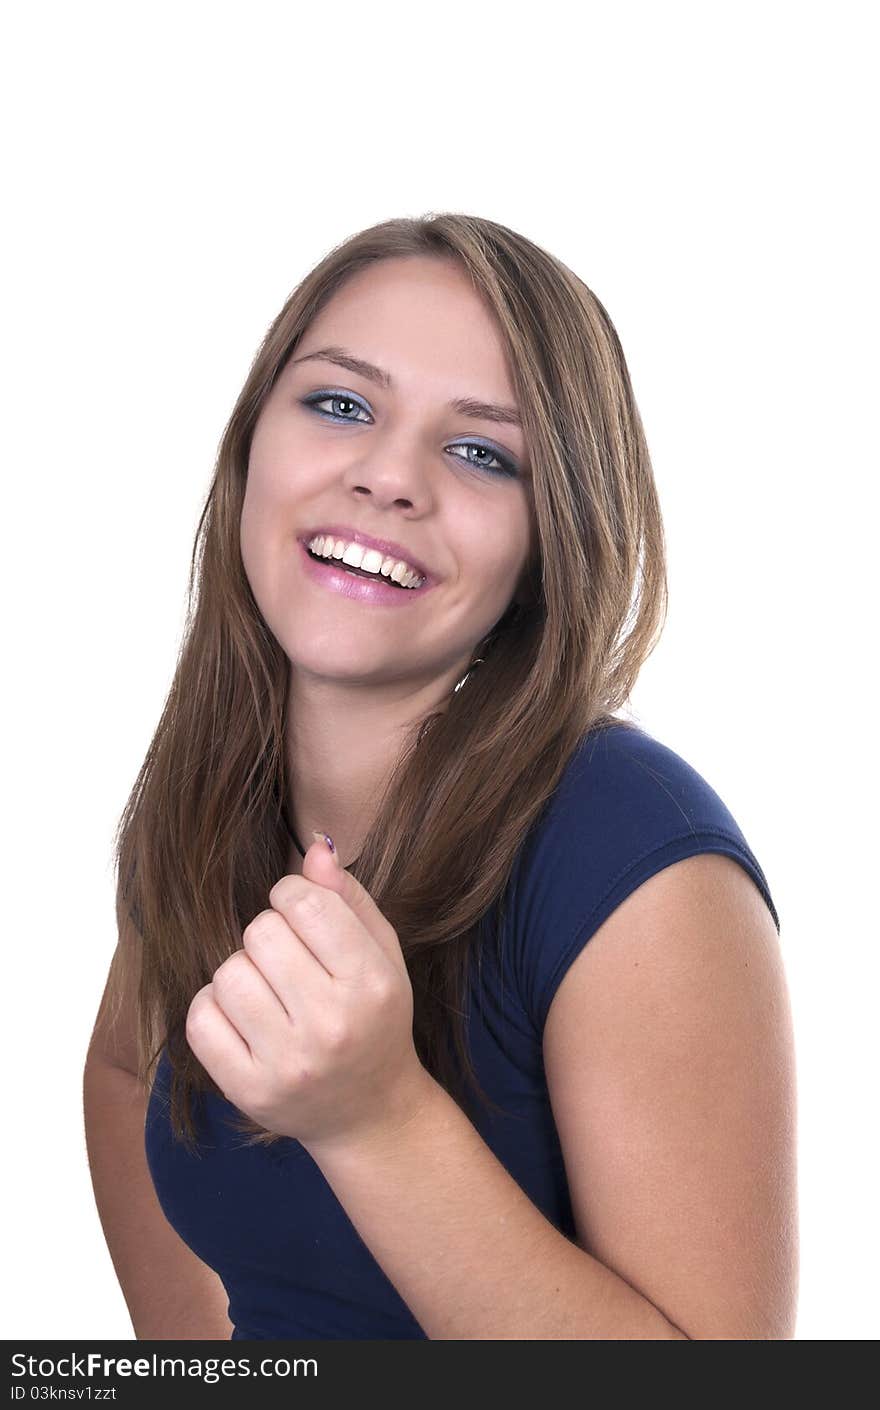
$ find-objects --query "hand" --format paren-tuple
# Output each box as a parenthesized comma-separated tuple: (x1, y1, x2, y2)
(185, 834, 434, 1159)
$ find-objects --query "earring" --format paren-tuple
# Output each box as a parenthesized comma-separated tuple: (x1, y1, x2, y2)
(453, 657, 485, 693)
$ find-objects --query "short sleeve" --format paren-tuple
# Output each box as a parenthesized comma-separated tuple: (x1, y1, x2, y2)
(506, 723, 780, 1036)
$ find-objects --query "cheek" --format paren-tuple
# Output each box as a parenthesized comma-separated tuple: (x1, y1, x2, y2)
(239, 472, 289, 616)
(461, 520, 529, 597)
(486, 549, 520, 589)
(239, 480, 266, 569)
(241, 442, 300, 547)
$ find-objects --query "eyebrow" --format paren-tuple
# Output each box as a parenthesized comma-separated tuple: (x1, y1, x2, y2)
(288, 345, 522, 429)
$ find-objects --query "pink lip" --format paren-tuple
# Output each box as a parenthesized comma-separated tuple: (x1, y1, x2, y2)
(297, 539, 436, 606)
(297, 525, 434, 583)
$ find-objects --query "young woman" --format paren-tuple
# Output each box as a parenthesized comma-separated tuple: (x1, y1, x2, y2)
(83, 213, 797, 1341)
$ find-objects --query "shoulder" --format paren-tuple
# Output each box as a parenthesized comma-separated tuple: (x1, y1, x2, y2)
(505, 720, 780, 1035)
(546, 718, 768, 855)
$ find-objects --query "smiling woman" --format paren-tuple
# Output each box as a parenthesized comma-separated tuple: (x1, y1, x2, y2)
(237, 253, 539, 767)
(86, 212, 796, 1341)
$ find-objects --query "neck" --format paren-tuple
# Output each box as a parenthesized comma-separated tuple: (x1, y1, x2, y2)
(282, 661, 467, 870)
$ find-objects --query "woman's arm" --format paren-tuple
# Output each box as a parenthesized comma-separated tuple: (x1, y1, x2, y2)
(83, 1058, 234, 1340)
(83, 925, 233, 1341)
(304, 853, 797, 1340)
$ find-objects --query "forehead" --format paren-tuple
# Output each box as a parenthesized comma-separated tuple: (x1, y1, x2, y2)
(294, 257, 518, 402)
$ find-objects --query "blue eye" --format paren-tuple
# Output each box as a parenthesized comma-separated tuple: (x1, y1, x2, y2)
(300, 390, 519, 480)
(303, 392, 371, 425)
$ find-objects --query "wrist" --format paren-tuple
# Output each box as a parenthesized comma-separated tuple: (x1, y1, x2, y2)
(304, 1061, 442, 1169)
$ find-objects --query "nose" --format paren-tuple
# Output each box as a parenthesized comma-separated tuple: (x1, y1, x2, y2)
(339, 425, 435, 512)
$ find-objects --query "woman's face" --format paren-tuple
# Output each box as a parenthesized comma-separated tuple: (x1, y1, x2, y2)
(241, 255, 535, 693)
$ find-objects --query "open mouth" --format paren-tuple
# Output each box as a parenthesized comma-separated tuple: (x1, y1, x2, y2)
(305, 545, 417, 589)
(297, 539, 434, 605)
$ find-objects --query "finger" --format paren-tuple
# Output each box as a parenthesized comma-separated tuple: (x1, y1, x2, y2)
(267, 876, 380, 981)
(242, 908, 331, 1019)
(299, 839, 404, 966)
(208, 949, 292, 1063)
(185, 983, 255, 1094)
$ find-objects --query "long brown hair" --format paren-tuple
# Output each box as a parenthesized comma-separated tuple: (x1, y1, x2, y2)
(106, 212, 668, 1152)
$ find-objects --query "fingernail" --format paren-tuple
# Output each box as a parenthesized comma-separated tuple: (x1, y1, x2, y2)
(312, 831, 336, 855)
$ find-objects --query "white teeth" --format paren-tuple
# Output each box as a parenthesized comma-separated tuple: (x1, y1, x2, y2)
(307, 535, 424, 588)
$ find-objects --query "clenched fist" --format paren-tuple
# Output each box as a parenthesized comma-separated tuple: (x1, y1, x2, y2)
(185, 833, 434, 1161)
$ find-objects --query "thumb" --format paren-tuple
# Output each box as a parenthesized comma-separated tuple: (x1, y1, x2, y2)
(303, 830, 343, 881)
(302, 831, 405, 968)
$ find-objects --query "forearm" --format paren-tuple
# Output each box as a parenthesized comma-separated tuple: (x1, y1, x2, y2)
(307, 1072, 688, 1340)
(83, 1060, 234, 1341)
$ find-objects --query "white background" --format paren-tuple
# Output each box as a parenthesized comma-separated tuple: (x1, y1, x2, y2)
(2, 0, 876, 1342)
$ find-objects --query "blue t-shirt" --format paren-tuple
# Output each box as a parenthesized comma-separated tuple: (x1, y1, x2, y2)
(144, 720, 780, 1339)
